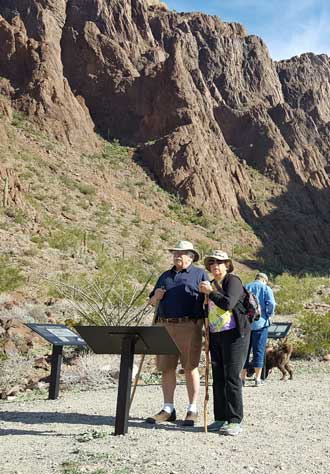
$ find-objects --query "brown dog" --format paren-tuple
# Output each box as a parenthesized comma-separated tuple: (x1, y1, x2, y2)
(265, 339, 293, 380)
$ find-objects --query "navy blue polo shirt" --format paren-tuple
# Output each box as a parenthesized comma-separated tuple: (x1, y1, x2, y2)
(150, 265, 210, 319)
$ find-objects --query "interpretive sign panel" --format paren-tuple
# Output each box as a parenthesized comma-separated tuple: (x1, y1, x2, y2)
(268, 322, 292, 340)
(26, 324, 87, 400)
(26, 323, 86, 346)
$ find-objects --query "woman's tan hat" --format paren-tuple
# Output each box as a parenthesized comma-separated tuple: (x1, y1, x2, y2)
(167, 240, 200, 262)
(204, 250, 232, 271)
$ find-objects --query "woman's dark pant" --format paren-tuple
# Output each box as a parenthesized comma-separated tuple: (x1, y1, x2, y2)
(210, 329, 250, 424)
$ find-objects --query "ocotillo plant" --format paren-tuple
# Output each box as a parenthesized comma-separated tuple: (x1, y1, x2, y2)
(49, 271, 154, 327)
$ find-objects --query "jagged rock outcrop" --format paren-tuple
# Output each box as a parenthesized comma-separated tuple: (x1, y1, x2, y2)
(1, 0, 330, 266)
(0, 0, 98, 151)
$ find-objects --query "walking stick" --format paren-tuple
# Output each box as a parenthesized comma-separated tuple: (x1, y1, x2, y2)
(129, 300, 159, 410)
(203, 296, 210, 433)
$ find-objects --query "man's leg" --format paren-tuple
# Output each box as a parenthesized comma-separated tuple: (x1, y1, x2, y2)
(253, 327, 268, 384)
(162, 368, 177, 403)
(184, 367, 200, 404)
(145, 361, 177, 423)
(254, 367, 263, 380)
(181, 320, 202, 426)
(145, 323, 179, 423)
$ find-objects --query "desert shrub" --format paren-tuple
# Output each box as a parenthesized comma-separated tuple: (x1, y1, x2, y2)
(95, 203, 112, 225)
(47, 226, 86, 252)
(60, 176, 95, 196)
(0, 257, 26, 292)
(0, 355, 34, 394)
(240, 271, 260, 286)
(294, 311, 330, 356)
(48, 257, 154, 326)
(69, 353, 119, 388)
(231, 244, 255, 260)
(273, 273, 326, 314)
(167, 197, 216, 228)
(4, 207, 28, 224)
(11, 111, 28, 128)
(85, 139, 130, 169)
(160, 230, 172, 242)
(75, 182, 95, 196)
(139, 235, 152, 250)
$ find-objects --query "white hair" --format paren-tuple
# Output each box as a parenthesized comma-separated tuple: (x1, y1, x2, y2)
(256, 272, 268, 284)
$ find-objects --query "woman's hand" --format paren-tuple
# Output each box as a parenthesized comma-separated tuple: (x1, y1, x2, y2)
(199, 281, 213, 295)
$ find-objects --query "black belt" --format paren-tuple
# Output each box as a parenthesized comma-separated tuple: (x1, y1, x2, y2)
(158, 317, 201, 324)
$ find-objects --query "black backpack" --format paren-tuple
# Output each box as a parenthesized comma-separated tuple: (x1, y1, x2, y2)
(240, 287, 261, 323)
(214, 275, 261, 324)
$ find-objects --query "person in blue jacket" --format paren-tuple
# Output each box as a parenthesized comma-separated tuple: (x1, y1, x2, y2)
(241, 272, 276, 386)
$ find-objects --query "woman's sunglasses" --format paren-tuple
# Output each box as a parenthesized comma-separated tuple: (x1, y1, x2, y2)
(208, 259, 225, 265)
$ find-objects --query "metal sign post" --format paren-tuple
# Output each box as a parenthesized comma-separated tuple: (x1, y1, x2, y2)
(76, 325, 180, 436)
(26, 324, 87, 400)
(262, 322, 292, 379)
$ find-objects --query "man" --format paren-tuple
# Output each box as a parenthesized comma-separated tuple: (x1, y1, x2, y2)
(146, 240, 209, 426)
(241, 272, 276, 386)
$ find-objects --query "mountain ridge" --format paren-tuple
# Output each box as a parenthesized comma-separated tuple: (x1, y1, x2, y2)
(1, 0, 330, 271)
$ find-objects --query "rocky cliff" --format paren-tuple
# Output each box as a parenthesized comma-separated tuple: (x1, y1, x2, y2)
(1, 0, 330, 268)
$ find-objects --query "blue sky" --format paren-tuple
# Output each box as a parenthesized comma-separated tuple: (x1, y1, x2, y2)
(165, 0, 330, 60)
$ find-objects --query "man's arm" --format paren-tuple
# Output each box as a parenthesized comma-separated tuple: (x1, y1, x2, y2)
(149, 274, 167, 306)
(265, 286, 276, 317)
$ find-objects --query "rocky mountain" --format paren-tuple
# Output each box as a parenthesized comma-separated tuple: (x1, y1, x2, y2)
(1, 0, 330, 269)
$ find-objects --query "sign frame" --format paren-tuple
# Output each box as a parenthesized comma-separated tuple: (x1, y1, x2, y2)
(25, 324, 87, 400)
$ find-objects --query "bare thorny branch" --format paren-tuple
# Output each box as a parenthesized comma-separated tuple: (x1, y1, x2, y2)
(45, 271, 154, 327)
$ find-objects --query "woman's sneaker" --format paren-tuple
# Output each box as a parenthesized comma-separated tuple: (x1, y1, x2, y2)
(207, 420, 228, 432)
(220, 422, 242, 436)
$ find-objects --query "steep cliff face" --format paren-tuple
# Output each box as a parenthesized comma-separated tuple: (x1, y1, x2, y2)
(1, 0, 330, 266)
(0, 0, 98, 151)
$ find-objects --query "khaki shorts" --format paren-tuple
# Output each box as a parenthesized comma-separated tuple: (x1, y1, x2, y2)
(156, 319, 203, 371)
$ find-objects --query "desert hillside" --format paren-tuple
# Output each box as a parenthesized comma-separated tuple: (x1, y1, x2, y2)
(0, 0, 330, 408)
(0, 0, 329, 271)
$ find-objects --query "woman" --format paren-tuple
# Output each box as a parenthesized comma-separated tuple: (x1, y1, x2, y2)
(199, 250, 250, 436)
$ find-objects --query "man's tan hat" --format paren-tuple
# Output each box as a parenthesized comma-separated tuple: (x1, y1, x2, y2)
(204, 250, 232, 271)
(167, 240, 200, 262)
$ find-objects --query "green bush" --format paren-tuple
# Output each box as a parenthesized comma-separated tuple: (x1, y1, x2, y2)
(84, 140, 130, 169)
(167, 196, 216, 228)
(0, 257, 26, 292)
(60, 176, 95, 196)
(11, 111, 28, 129)
(273, 273, 326, 314)
(47, 226, 86, 252)
(195, 240, 213, 260)
(295, 311, 330, 356)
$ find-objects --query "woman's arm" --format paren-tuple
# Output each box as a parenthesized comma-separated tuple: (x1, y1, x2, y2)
(209, 275, 243, 310)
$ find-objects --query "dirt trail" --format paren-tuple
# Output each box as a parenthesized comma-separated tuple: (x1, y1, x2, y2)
(0, 360, 329, 474)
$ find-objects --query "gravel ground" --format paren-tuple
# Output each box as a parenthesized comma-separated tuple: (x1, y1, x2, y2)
(1, 360, 330, 474)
